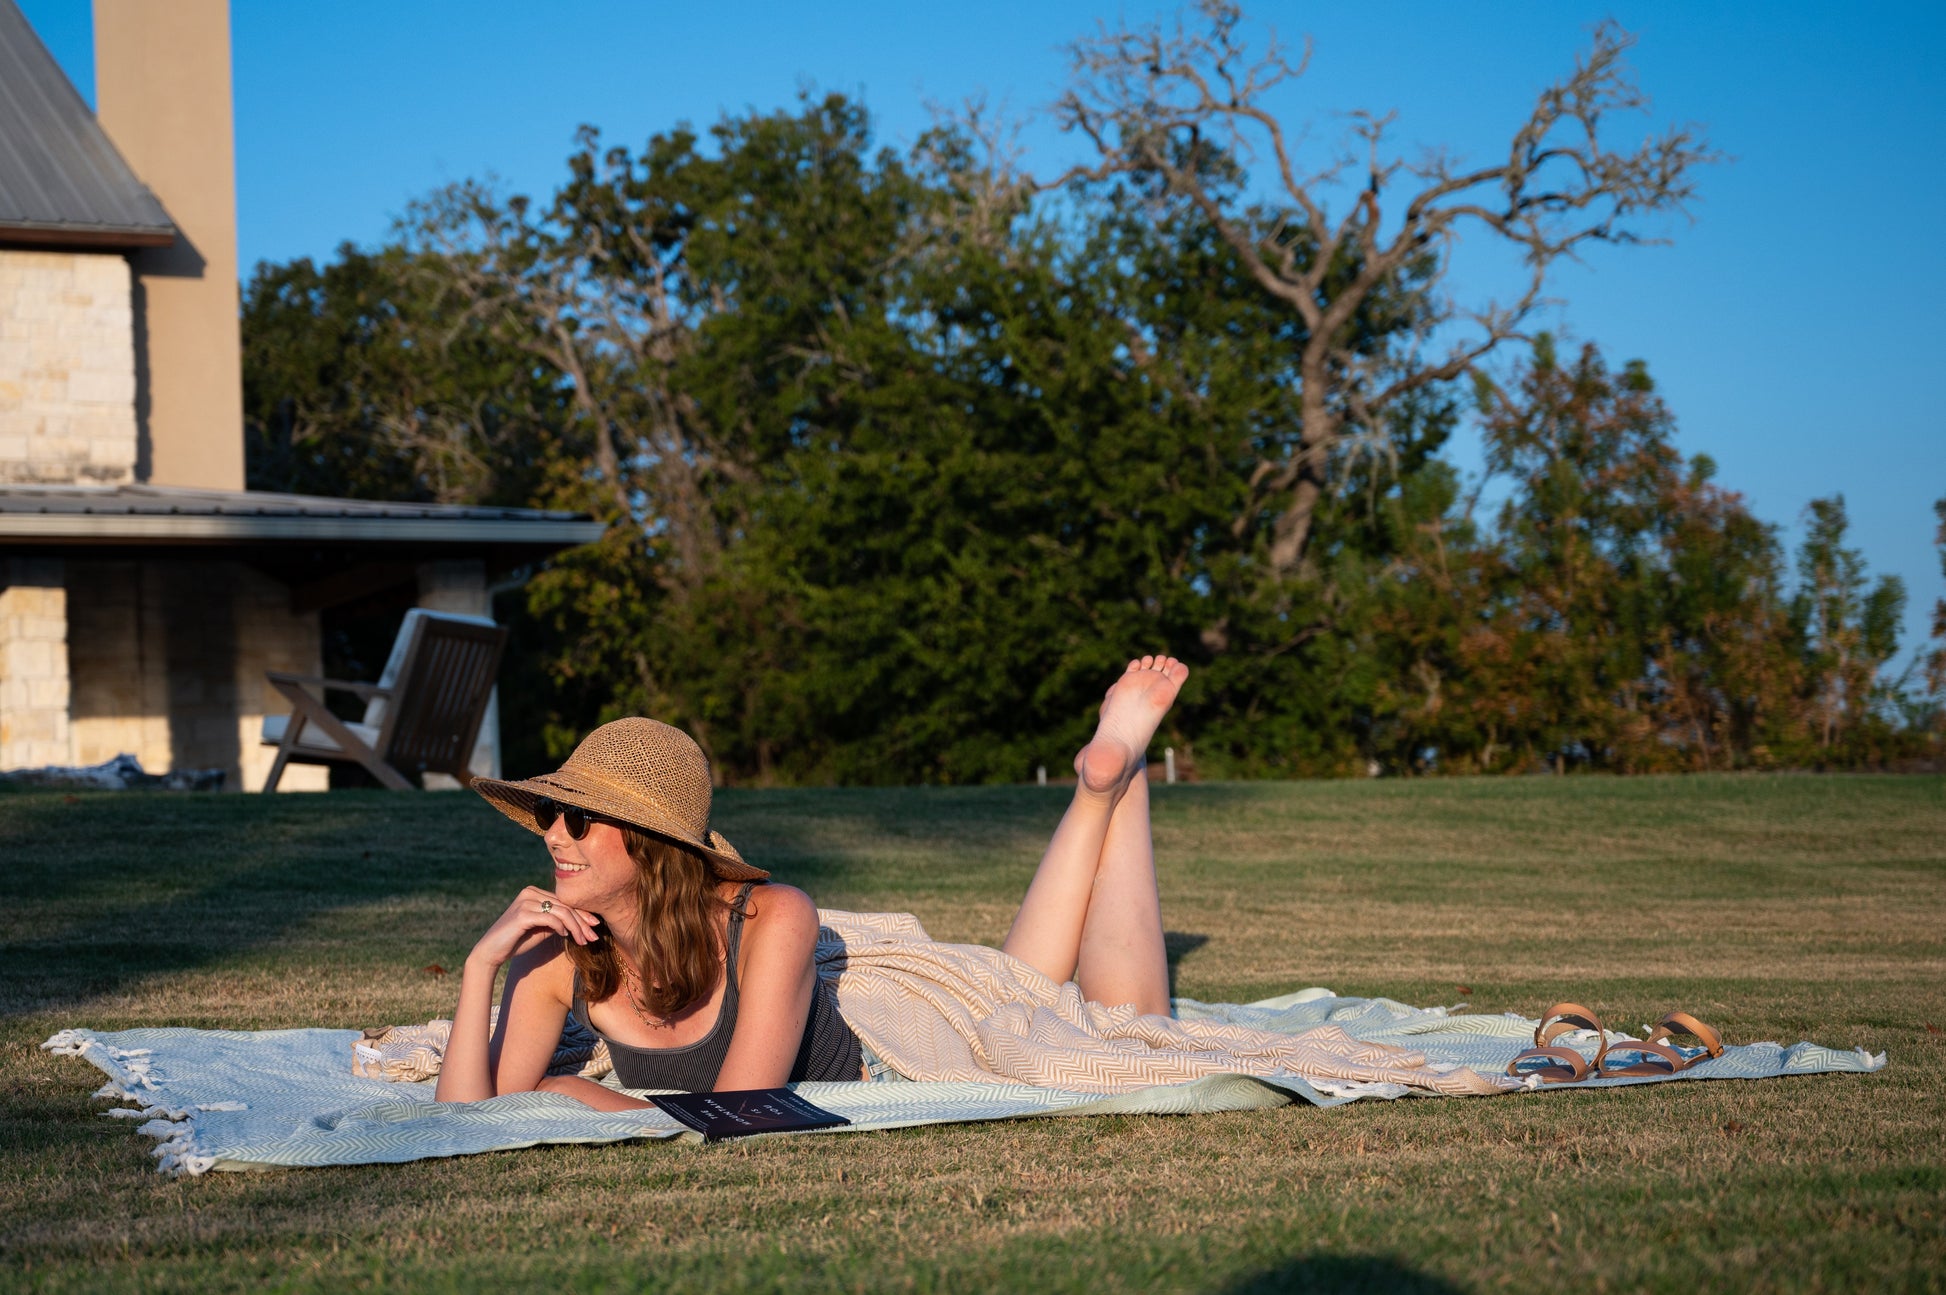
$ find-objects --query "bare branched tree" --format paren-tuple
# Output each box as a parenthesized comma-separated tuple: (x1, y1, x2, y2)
(404, 175, 747, 593)
(1043, 0, 1715, 575)
(910, 96, 1036, 257)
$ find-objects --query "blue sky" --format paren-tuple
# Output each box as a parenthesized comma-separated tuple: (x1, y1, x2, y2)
(21, 1, 1945, 665)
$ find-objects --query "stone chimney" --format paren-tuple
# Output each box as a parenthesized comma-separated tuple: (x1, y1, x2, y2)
(92, 0, 244, 490)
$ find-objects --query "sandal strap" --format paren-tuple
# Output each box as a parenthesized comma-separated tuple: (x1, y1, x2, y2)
(1597, 1040, 1688, 1076)
(1506, 1045, 1593, 1083)
(1533, 1002, 1608, 1072)
(1644, 1011, 1724, 1058)
(1534, 1002, 1605, 1045)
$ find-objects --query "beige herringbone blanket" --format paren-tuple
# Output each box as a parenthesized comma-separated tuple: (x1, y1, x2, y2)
(816, 910, 1516, 1096)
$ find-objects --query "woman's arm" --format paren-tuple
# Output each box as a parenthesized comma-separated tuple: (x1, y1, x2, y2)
(712, 884, 823, 1091)
(494, 963, 660, 1111)
(434, 886, 599, 1104)
(534, 1072, 654, 1111)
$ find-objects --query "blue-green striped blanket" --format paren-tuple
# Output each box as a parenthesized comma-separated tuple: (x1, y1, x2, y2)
(44, 989, 1884, 1176)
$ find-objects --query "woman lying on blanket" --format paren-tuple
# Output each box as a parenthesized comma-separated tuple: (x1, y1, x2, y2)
(435, 655, 1192, 1107)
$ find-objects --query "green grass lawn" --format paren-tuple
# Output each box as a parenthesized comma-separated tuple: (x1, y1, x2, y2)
(2, 774, 1942, 1293)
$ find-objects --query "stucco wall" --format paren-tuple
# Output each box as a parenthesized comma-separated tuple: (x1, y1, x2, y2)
(96, 0, 245, 491)
(0, 249, 138, 485)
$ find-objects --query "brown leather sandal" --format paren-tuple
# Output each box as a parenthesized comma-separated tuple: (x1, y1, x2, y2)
(1598, 1011, 1726, 1077)
(1506, 1002, 1609, 1084)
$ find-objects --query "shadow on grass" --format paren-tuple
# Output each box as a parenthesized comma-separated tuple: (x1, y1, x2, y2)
(3, 787, 1035, 1024)
(3, 787, 1235, 1023)
(0, 791, 547, 1022)
(1221, 1253, 1464, 1294)
(1164, 930, 1209, 998)
(716, 784, 1058, 855)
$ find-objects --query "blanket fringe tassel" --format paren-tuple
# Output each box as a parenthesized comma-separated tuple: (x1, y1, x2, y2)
(42, 1030, 223, 1176)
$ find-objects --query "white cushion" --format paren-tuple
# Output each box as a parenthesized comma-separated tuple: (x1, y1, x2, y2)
(261, 712, 382, 755)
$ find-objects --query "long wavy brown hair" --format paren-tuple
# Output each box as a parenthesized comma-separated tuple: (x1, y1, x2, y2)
(564, 828, 748, 1018)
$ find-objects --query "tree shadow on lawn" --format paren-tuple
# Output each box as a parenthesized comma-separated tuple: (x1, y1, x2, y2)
(1, 787, 1219, 1023)
(1221, 1253, 1465, 1294)
(0, 791, 550, 1023)
(714, 784, 1059, 866)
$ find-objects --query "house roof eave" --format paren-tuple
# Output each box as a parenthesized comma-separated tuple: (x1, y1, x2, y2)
(0, 512, 608, 546)
(0, 484, 608, 549)
(0, 220, 179, 251)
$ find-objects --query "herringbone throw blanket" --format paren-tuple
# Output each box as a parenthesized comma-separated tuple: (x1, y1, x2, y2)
(42, 911, 1887, 1175)
(44, 996, 1886, 1176)
(815, 910, 1513, 1096)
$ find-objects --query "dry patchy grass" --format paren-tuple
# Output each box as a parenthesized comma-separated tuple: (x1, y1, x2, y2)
(1, 774, 1942, 1293)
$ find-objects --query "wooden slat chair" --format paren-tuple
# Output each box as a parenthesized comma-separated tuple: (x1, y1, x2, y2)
(260, 609, 508, 791)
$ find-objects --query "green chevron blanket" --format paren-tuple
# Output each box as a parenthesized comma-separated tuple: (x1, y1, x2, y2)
(44, 990, 1884, 1176)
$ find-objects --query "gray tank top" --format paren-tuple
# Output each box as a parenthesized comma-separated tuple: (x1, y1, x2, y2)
(573, 883, 862, 1092)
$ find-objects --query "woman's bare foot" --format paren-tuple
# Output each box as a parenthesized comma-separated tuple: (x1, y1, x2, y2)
(1074, 656, 1190, 793)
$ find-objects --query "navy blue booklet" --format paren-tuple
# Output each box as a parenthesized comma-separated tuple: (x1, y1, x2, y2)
(650, 1088, 851, 1142)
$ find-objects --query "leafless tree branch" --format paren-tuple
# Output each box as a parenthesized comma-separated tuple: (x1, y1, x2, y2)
(400, 179, 750, 593)
(1035, 1, 1715, 574)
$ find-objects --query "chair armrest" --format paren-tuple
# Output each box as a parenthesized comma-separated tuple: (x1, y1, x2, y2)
(264, 671, 390, 701)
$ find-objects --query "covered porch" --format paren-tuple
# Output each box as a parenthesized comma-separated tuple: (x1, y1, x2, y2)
(0, 484, 602, 790)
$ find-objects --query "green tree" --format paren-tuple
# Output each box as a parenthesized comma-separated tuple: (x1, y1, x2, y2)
(238, 89, 1930, 783)
(1453, 338, 1809, 773)
(1793, 496, 1907, 756)
(243, 247, 560, 505)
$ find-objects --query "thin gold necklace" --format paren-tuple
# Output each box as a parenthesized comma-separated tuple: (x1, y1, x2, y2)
(617, 961, 676, 1030)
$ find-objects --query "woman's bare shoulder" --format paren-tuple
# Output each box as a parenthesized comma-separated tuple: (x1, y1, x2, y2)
(737, 882, 820, 942)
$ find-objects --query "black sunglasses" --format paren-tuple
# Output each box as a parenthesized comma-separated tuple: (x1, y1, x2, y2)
(533, 797, 605, 840)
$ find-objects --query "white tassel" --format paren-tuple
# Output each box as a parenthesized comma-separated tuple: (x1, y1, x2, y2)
(156, 1151, 215, 1177)
(49, 1030, 232, 1175)
(141, 1121, 214, 1176)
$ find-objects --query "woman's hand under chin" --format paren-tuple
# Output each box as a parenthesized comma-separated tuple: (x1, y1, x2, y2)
(467, 885, 603, 971)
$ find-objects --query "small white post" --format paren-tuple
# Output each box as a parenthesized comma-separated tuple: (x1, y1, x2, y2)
(1036, 764, 1047, 786)
(1163, 746, 1177, 784)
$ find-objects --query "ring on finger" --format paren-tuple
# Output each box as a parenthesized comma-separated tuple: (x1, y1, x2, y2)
(539, 900, 554, 914)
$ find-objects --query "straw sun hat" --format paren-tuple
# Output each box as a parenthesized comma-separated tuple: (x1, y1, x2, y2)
(472, 718, 766, 882)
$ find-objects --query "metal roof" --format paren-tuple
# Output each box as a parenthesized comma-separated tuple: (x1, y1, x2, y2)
(0, 0, 175, 249)
(0, 484, 607, 546)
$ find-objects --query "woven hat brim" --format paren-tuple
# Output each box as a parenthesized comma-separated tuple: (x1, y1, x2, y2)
(472, 769, 768, 883)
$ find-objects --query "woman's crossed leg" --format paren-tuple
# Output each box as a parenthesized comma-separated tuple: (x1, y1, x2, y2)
(1001, 656, 1188, 1017)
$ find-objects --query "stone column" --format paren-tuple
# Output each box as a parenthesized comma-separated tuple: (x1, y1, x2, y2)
(0, 558, 72, 769)
(415, 559, 500, 786)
